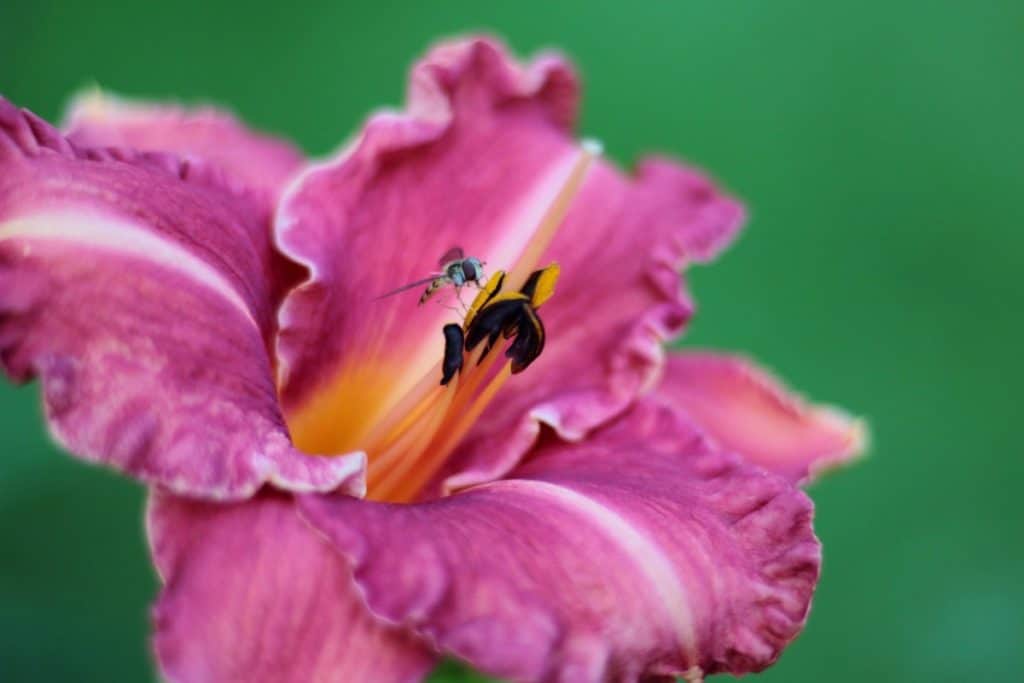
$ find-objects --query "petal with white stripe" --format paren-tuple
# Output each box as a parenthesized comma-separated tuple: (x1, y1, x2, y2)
(0, 97, 362, 498)
(300, 400, 820, 681)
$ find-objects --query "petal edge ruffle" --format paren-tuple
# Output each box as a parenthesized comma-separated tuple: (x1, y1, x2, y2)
(301, 400, 819, 681)
(64, 89, 305, 200)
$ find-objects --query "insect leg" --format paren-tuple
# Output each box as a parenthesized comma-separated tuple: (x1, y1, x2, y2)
(433, 297, 462, 314)
(455, 284, 470, 313)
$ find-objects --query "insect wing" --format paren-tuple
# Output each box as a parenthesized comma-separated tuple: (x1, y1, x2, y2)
(374, 274, 443, 300)
(437, 246, 465, 267)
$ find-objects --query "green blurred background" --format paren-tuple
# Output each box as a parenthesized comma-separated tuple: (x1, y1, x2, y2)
(1, 1, 1021, 681)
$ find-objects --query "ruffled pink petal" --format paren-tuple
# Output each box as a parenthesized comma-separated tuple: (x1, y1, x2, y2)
(0, 97, 362, 498)
(301, 400, 819, 682)
(149, 492, 434, 683)
(440, 157, 745, 492)
(64, 90, 305, 199)
(275, 38, 581, 438)
(656, 352, 867, 484)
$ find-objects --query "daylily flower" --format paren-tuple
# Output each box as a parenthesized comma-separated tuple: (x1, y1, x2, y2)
(0, 38, 865, 683)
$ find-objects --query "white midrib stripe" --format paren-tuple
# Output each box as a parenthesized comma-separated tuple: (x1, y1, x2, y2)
(484, 477, 699, 667)
(0, 209, 258, 329)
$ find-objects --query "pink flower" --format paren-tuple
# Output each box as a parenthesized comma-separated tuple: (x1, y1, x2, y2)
(0, 38, 865, 682)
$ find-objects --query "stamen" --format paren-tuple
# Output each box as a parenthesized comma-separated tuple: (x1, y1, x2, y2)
(373, 361, 513, 503)
(367, 375, 459, 494)
(361, 359, 444, 452)
(430, 361, 513, 466)
(366, 384, 446, 455)
(446, 343, 504, 422)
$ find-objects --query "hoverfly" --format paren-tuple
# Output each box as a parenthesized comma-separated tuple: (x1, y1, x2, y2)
(375, 246, 486, 306)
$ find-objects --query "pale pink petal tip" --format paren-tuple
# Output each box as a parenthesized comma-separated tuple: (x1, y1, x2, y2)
(659, 351, 868, 484)
(63, 87, 305, 198)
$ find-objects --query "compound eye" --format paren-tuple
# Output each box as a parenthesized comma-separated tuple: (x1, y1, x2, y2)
(462, 261, 478, 281)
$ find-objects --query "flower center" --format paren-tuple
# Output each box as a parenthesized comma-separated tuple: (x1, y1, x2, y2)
(286, 143, 598, 503)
